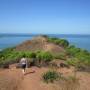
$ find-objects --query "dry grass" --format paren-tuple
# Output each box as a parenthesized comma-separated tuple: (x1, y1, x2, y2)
(51, 75, 80, 90)
(0, 66, 90, 90)
(0, 69, 22, 90)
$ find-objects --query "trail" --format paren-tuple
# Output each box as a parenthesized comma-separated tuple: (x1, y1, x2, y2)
(18, 67, 53, 90)
(0, 66, 90, 90)
(0, 66, 53, 90)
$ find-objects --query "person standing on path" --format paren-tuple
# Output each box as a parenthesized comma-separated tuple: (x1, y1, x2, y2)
(20, 55, 28, 75)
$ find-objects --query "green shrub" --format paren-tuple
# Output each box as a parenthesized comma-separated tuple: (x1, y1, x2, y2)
(24, 52, 36, 58)
(66, 57, 90, 71)
(48, 37, 69, 48)
(54, 53, 66, 60)
(59, 39, 69, 48)
(36, 51, 53, 62)
(0, 49, 53, 67)
(66, 58, 84, 68)
(66, 45, 90, 70)
(66, 45, 81, 57)
(42, 71, 60, 83)
(66, 58, 79, 66)
(0, 50, 36, 66)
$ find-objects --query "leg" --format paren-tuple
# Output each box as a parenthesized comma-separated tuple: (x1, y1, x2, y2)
(24, 68, 26, 73)
(22, 69, 25, 74)
(22, 64, 26, 75)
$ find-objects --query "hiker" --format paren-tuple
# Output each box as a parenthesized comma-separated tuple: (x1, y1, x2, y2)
(20, 55, 28, 75)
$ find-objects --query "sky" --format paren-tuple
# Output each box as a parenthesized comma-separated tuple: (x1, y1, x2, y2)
(0, 0, 90, 34)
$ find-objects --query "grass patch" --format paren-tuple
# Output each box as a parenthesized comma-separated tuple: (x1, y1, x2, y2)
(42, 70, 60, 83)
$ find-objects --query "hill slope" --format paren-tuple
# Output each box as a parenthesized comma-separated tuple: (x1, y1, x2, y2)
(0, 66, 90, 90)
(15, 36, 65, 54)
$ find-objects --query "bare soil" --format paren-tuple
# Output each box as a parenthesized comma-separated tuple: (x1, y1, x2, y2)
(0, 66, 90, 90)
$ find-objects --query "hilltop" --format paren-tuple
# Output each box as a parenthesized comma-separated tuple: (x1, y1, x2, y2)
(15, 35, 65, 54)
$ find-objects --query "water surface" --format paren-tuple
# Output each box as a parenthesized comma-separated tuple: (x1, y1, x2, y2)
(0, 34, 90, 51)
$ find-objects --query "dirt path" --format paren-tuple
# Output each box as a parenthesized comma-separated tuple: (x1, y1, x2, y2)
(0, 67, 22, 90)
(18, 67, 53, 90)
(0, 66, 90, 90)
(17, 67, 90, 90)
(0, 66, 54, 90)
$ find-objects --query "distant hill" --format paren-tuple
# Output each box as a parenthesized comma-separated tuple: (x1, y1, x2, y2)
(15, 35, 65, 54)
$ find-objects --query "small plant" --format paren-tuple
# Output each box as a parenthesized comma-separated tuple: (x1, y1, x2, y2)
(48, 37, 69, 48)
(36, 51, 53, 62)
(66, 58, 79, 66)
(42, 70, 60, 83)
(25, 52, 36, 58)
(54, 53, 66, 60)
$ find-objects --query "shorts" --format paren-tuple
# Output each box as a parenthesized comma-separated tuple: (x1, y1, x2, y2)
(21, 64, 26, 69)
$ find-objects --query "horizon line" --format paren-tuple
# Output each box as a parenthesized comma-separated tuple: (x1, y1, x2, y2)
(0, 33, 90, 35)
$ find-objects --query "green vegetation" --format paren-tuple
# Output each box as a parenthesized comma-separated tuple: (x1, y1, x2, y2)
(34, 51, 53, 67)
(0, 48, 37, 67)
(48, 37, 69, 48)
(47, 36, 90, 71)
(66, 45, 81, 57)
(53, 53, 66, 60)
(0, 35, 90, 71)
(36, 51, 53, 62)
(42, 70, 60, 83)
(42, 70, 79, 90)
(66, 45, 90, 70)
(0, 48, 53, 68)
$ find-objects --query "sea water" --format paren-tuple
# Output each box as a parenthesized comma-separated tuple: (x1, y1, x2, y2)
(0, 34, 90, 51)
